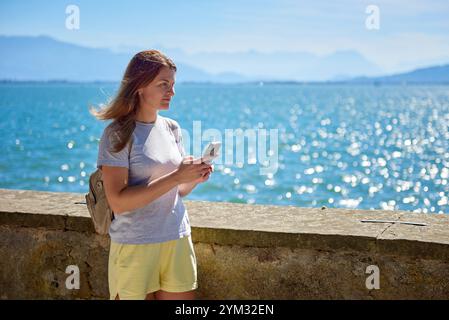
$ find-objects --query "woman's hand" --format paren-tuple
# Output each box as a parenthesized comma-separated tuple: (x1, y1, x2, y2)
(174, 156, 212, 184)
(192, 162, 214, 184)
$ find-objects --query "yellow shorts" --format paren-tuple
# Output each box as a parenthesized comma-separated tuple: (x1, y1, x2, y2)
(108, 235, 198, 300)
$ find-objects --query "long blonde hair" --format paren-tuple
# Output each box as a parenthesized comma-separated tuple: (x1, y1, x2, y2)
(90, 50, 177, 152)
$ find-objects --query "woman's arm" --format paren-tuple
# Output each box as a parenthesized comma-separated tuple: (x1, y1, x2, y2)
(178, 181, 199, 197)
(178, 163, 213, 197)
(102, 161, 211, 214)
(102, 166, 181, 214)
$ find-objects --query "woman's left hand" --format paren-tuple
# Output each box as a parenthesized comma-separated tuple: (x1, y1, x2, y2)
(193, 163, 214, 184)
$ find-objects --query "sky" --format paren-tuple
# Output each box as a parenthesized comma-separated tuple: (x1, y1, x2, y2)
(1, 0, 449, 73)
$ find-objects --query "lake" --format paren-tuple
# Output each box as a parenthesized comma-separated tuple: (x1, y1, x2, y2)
(1, 82, 448, 213)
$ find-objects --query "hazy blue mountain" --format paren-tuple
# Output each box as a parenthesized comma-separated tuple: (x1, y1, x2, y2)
(158, 47, 383, 81)
(0, 35, 244, 83)
(0, 35, 130, 81)
(0, 35, 448, 83)
(0, 35, 380, 82)
(347, 64, 449, 84)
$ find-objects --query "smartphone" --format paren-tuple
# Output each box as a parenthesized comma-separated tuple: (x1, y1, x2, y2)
(201, 141, 221, 164)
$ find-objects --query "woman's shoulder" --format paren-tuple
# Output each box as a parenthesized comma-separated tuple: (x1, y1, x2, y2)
(159, 115, 181, 130)
(100, 121, 117, 137)
(100, 120, 126, 145)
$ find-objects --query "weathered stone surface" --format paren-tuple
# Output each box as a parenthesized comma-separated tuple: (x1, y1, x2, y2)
(194, 243, 449, 299)
(0, 225, 109, 299)
(0, 188, 448, 299)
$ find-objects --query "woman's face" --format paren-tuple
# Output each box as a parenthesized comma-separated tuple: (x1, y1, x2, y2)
(138, 66, 176, 110)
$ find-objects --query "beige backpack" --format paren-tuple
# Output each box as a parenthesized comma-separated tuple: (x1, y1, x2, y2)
(85, 141, 132, 235)
(85, 119, 180, 235)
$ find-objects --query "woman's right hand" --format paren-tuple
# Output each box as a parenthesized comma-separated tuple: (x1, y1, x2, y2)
(174, 156, 212, 184)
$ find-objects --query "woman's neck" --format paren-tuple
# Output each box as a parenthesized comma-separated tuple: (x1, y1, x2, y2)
(135, 110, 158, 124)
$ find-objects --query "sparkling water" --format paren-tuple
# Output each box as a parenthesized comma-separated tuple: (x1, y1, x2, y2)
(1, 82, 448, 213)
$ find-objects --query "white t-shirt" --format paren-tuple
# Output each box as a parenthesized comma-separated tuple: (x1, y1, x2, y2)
(96, 114, 190, 244)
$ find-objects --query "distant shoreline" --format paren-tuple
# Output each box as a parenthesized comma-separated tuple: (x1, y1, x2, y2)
(1, 79, 449, 86)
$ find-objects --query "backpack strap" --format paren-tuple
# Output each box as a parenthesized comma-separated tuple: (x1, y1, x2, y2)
(163, 117, 184, 156)
(127, 135, 133, 163)
(164, 117, 178, 137)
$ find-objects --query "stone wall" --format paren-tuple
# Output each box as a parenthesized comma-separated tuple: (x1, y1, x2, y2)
(0, 188, 448, 299)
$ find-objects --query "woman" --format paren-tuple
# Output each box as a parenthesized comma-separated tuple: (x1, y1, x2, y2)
(90, 50, 212, 300)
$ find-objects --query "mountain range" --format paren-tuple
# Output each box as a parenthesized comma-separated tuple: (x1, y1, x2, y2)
(0, 35, 448, 84)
